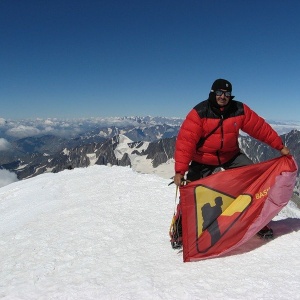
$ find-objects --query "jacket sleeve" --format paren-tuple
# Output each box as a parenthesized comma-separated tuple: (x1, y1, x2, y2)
(241, 104, 284, 150)
(175, 109, 203, 174)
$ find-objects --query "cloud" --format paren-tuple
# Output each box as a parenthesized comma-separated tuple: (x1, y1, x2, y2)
(0, 118, 6, 126)
(0, 138, 12, 151)
(0, 169, 18, 188)
(6, 125, 41, 138)
(44, 119, 54, 125)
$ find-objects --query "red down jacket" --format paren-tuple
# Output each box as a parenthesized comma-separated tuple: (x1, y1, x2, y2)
(175, 100, 284, 174)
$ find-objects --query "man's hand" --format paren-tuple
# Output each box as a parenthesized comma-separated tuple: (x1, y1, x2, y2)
(281, 146, 290, 155)
(174, 173, 184, 186)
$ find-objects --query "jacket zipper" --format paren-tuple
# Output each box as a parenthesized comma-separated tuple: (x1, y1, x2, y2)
(216, 115, 224, 165)
(220, 115, 224, 149)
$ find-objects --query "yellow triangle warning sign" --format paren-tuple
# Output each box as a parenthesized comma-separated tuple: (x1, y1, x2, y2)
(194, 185, 252, 237)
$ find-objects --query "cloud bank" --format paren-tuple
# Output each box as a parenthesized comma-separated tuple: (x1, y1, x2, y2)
(0, 138, 12, 151)
(0, 117, 299, 141)
(0, 169, 18, 188)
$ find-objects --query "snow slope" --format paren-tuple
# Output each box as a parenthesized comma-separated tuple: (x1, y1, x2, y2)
(0, 165, 300, 299)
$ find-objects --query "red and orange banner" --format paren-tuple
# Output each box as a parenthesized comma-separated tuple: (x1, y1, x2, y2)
(180, 155, 298, 262)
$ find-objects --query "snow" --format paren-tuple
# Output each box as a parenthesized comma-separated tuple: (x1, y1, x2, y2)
(86, 153, 98, 165)
(113, 134, 174, 179)
(62, 148, 70, 156)
(0, 165, 300, 299)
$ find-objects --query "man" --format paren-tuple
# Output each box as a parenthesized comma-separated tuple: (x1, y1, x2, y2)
(173, 78, 290, 239)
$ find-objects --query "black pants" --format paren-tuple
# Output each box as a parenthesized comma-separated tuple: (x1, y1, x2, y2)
(186, 152, 253, 182)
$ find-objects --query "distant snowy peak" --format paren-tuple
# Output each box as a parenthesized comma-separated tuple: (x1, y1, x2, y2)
(114, 134, 135, 160)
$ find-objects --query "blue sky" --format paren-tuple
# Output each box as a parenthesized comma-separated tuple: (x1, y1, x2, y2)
(0, 0, 299, 120)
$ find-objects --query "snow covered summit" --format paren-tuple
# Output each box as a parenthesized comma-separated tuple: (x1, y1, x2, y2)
(1, 165, 300, 299)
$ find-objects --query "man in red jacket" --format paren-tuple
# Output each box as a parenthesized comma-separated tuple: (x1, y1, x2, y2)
(173, 78, 290, 239)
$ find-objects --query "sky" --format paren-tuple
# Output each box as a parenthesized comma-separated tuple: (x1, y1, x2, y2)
(0, 0, 300, 121)
(0, 165, 300, 299)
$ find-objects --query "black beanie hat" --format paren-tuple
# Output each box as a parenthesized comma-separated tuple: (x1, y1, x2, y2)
(211, 79, 232, 92)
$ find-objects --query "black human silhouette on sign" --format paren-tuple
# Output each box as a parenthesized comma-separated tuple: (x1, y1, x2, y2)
(201, 196, 223, 245)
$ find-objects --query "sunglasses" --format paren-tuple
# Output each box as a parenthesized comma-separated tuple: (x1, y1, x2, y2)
(215, 90, 231, 97)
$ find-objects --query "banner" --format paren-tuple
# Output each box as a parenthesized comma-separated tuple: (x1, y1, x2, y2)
(180, 155, 298, 262)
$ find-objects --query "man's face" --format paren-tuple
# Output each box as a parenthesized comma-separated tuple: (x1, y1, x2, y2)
(215, 89, 231, 107)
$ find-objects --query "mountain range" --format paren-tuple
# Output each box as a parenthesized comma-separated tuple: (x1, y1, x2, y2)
(1, 117, 299, 199)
